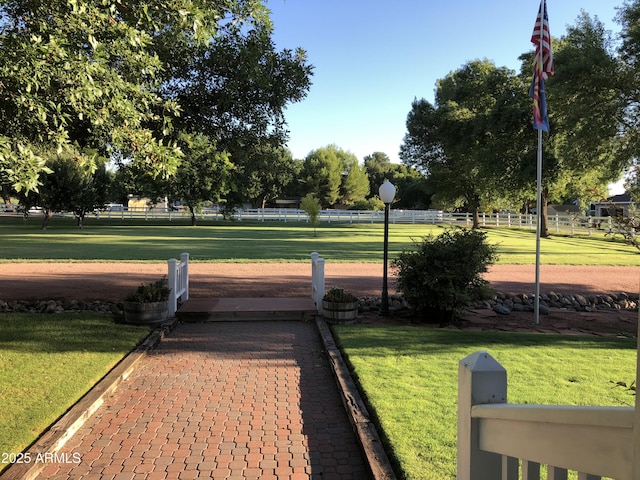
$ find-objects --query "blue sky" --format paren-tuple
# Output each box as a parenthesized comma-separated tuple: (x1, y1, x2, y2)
(266, 0, 621, 169)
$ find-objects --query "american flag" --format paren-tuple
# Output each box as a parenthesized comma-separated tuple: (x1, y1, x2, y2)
(530, 0, 553, 131)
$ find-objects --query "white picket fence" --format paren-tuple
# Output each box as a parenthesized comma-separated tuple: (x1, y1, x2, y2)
(458, 350, 640, 479)
(1, 203, 620, 235)
(167, 253, 189, 317)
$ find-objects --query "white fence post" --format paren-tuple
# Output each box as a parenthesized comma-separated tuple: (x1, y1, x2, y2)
(457, 351, 507, 480)
(180, 252, 189, 303)
(168, 258, 177, 316)
(311, 252, 325, 314)
(167, 252, 189, 317)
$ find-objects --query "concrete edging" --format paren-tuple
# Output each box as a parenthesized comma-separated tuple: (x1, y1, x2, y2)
(315, 316, 397, 480)
(0, 319, 177, 480)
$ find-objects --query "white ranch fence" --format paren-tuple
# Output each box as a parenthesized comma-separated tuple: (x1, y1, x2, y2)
(167, 253, 189, 317)
(1, 203, 621, 236)
(458, 350, 640, 480)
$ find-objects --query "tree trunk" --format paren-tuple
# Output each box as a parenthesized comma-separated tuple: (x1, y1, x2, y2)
(469, 195, 481, 229)
(76, 211, 85, 229)
(189, 205, 197, 226)
(472, 208, 480, 229)
(41, 209, 53, 230)
(539, 187, 550, 238)
(1, 185, 11, 204)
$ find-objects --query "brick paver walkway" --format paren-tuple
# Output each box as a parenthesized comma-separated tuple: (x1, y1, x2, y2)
(39, 322, 370, 479)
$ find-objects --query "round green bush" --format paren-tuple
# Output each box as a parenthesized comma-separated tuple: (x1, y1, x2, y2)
(392, 228, 498, 323)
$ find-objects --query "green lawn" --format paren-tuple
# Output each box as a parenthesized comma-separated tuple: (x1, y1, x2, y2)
(332, 326, 637, 480)
(0, 314, 151, 458)
(1, 216, 639, 265)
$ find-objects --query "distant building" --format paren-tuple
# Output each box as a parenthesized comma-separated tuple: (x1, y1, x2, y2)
(547, 204, 581, 216)
(273, 196, 302, 209)
(589, 193, 635, 217)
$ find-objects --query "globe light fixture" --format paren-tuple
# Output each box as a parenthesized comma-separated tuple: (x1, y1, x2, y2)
(378, 180, 396, 315)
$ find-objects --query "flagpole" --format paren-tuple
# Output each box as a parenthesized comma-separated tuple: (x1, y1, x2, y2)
(534, 129, 542, 324)
(534, 0, 546, 325)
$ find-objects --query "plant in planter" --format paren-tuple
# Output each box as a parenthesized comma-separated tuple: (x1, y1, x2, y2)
(322, 288, 359, 324)
(123, 278, 171, 325)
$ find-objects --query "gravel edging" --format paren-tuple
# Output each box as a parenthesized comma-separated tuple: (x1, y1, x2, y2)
(2, 290, 638, 318)
(357, 291, 639, 317)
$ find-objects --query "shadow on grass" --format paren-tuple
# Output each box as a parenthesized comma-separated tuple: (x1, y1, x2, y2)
(332, 326, 637, 358)
(0, 314, 151, 353)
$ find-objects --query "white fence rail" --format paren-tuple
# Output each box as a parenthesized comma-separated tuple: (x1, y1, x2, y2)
(167, 253, 189, 317)
(458, 350, 640, 480)
(1, 203, 621, 235)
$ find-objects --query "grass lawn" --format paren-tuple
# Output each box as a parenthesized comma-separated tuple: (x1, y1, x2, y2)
(1, 216, 639, 265)
(332, 326, 637, 480)
(1, 215, 638, 478)
(0, 314, 151, 459)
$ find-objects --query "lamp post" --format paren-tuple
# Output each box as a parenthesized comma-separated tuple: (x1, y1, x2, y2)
(378, 180, 396, 316)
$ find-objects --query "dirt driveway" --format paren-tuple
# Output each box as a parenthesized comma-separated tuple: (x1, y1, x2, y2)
(1, 262, 637, 336)
(1, 262, 637, 301)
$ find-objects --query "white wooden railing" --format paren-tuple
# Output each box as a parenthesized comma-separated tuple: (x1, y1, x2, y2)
(458, 350, 640, 479)
(164, 252, 324, 316)
(311, 252, 325, 314)
(167, 253, 189, 317)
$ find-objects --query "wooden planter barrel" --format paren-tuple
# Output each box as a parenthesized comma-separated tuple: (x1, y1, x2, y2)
(322, 300, 359, 324)
(123, 300, 169, 325)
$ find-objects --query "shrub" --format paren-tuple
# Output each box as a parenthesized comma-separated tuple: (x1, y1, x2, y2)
(323, 287, 358, 303)
(392, 228, 497, 323)
(125, 278, 171, 303)
(349, 198, 385, 211)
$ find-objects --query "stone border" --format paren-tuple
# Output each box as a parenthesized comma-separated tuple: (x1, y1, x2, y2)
(0, 319, 177, 480)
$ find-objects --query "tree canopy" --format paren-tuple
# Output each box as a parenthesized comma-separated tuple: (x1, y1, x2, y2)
(0, 0, 310, 206)
(400, 10, 630, 234)
(400, 59, 521, 228)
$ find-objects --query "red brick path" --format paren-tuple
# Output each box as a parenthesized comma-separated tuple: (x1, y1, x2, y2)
(39, 322, 370, 480)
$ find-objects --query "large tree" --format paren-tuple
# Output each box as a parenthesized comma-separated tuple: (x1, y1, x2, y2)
(301, 145, 369, 207)
(363, 152, 431, 209)
(301, 146, 344, 207)
(617, 0, 640, 199)
(340, 153, 369, 206)
(164, 21, 312, 206)
(21, 151, 110, 229)
(400, 60, 520, 228)
(0, 0, 272, 194)
(169, 133, 233, 226)
(231, 144, 298, 209)
(514, 12, 626, 235)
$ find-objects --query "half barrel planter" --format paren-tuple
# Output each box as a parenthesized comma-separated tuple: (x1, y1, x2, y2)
(322, 300, 359, 324)
(123, 300, 169, 325)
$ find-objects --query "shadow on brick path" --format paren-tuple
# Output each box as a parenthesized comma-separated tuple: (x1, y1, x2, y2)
(38, 322, 370, 480)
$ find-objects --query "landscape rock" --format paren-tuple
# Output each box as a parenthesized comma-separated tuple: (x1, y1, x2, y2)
(493, 305, 511, 315)
(0, 289, 637, 318)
